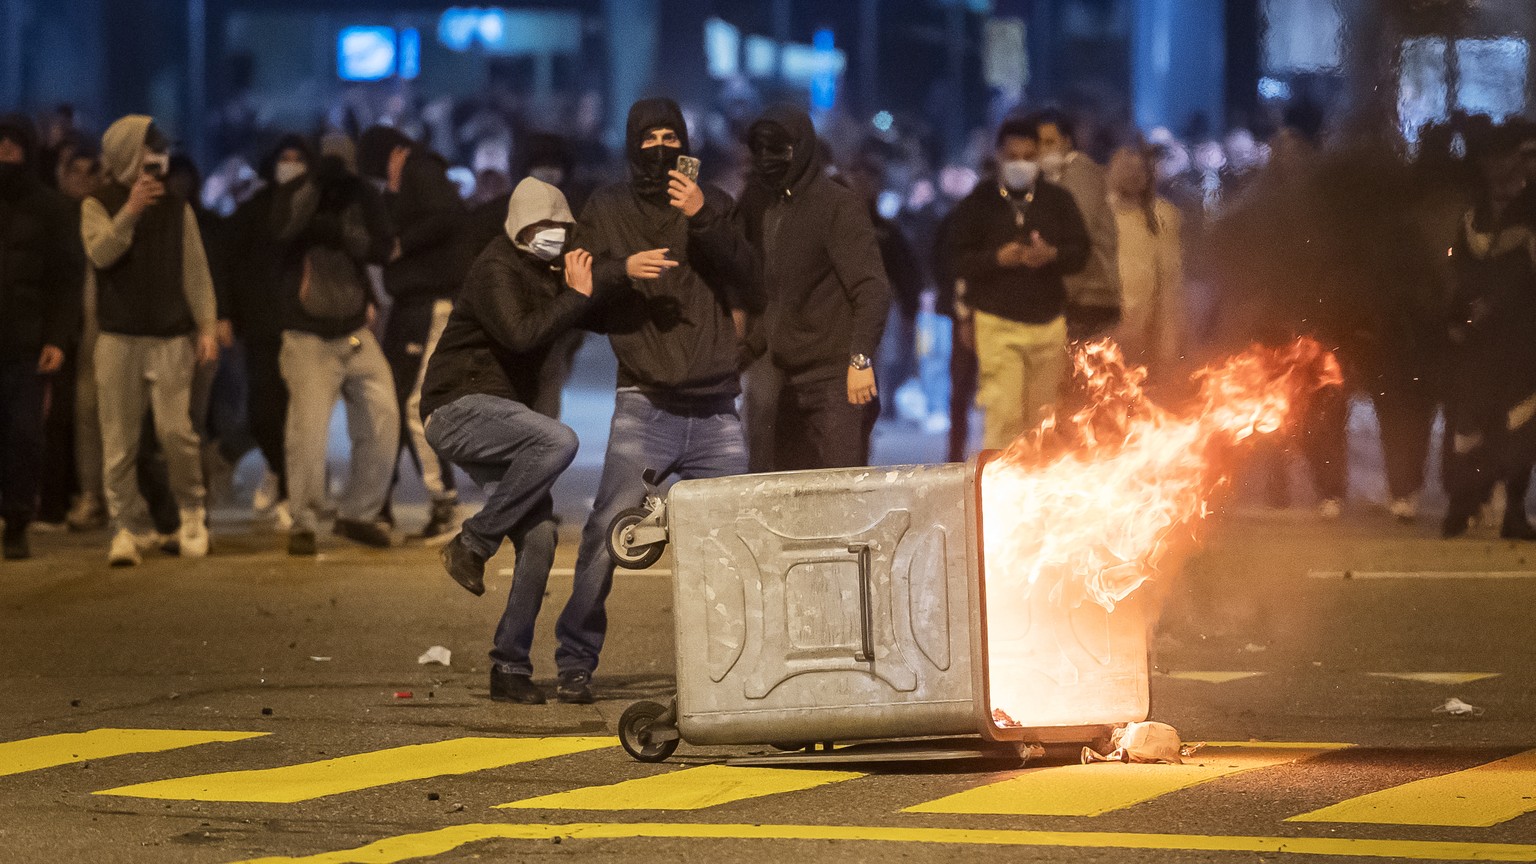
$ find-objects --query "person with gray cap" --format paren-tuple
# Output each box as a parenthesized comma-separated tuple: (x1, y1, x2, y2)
(420, 177, 593, 705)
(82, 115, 218, 566)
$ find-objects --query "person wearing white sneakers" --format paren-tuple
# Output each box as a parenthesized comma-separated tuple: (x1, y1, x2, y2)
(82, 116, 218, 565)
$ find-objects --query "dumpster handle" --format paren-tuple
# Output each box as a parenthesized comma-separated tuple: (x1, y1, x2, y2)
(848, 542, 875, 663)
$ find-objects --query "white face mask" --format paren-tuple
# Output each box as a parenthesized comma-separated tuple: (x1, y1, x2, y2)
(274, 161, 307, 185)
(999, 159, 1039, 191)
(1040, 150, 1067, 181)
(528, 227, 566, 261)
(141, 152, 170, 177)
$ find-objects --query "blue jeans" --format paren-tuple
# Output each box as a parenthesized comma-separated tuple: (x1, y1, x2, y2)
(425, 394, 579, 676)
(557, 389, 747, 675)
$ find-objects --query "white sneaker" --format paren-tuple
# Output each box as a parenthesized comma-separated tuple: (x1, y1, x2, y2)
(273, 500, 294, 531)
(1388, 496, 1418, 522)
(108, 529, 144, 567)
(252, 470, 280, 514)
(178, 508, 210, 558)
(1318, 498, 1343, 520)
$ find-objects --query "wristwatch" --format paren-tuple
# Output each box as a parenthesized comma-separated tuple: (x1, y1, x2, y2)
(849, 353, 873, 370)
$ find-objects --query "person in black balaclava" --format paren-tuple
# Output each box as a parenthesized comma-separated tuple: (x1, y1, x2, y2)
(0, 115, 83, 559)
(559, 97, 759, 704)
(734, 104, 892, 471)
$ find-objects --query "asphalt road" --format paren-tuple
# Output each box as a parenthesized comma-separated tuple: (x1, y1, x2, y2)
(3, 498, 1535, 864)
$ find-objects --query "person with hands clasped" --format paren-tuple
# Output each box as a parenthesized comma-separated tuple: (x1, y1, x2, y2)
(421, 178, 596, 705)
(944, 116, 1090, 450)
(559, 97, 760, 705)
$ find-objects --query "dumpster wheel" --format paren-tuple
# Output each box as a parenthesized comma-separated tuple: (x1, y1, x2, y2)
(619, 700, 679, 763)
(607, 508, 666, 570)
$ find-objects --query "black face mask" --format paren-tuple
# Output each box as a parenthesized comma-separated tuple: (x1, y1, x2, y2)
(752, 146, 794, 191)
(632, 144, 680, 202)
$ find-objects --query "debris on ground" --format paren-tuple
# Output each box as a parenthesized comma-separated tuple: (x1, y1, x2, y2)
(417, 646, 452, 667)
(1082, 721, 1202, 764)
(1241, 643, 1268, 653)
(309, 656, 331, 662)
(394, 691, 413, 699)
(1432, 697, 1484, 717)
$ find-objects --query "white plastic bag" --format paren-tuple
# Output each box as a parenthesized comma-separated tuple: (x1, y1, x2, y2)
(1081, 721, 1191, 765)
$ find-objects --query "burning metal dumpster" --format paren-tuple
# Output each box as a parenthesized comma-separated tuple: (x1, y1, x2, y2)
(610, 339, 1340, 764)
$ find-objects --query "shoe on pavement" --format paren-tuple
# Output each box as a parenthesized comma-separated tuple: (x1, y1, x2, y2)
(440, 533, 486, 596)
(3, 522, 30, 560)
(415, 497, 460, 542)
(66, 495, 107, 532)
(178, 508, 210, 558)
(272, 500, 294, 531)
(108, 529, 146, 567)
(252, 470, 280, 514)
(288, 530, 318, 556)
(333, 518, 393, 549)
(490, 669, 546, 704)
(1500, 516, 1536, 541)
(1388, 496, 1418, 522)
(1318, 498, 1343, 520)
(555, 670, 595, 704)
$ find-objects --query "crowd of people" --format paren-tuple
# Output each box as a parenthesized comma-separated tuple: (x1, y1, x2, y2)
(3, 86, 1536, 702)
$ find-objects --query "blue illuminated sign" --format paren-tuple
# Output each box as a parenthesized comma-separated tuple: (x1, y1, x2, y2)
(338, 27, 397, 81)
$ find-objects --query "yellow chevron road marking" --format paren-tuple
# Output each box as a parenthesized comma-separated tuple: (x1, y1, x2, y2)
(227, 822, 1536, 863)
(1290, 748, 1536, 828)
(97, 736, 613, 803)
(499, 764, 863, 811)
(1367, 672, 1502, 685)
(1162, 671, 1266, 683)
(0, 729, 266, 777)
(905, 744, 1346, 817)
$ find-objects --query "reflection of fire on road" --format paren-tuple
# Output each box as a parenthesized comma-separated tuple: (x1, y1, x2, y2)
(982, 338, 1341, 730)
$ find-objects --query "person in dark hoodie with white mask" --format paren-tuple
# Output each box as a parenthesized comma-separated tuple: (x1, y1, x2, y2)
(421, 178, 593, 705)
(735, 104, 892, 470)
(560, 97, 759, 704)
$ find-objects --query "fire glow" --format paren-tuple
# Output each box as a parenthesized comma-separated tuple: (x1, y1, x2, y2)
(981, 337, 1341, 729)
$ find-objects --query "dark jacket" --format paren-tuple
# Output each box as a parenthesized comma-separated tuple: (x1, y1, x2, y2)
(420, 235, 591, 420)
(735, 105, 891, 385)
(358, 127, 471, 306)
(221, 136, 312, 341)
(945, 177, 1090, 325)
(271, 157, 391, 339)
(0, 115, 82, 360)
(576, 98, 760, 399)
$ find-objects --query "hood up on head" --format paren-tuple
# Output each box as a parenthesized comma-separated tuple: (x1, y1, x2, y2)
(504, 176, 574, 246)
(101, 115, 159, 186)
(748, 103, 819, 193)
(625, 97, 689, 203)
(258, 133, 315, 183)
(356, 125, 413, 180)
(0, 113, 39, 167)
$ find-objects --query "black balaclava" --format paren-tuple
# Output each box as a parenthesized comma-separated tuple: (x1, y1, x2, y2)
(625, 97, 690, 204)
(747, 104, 818, 196)
(0, 113, 39, 196)
(356, 126, 413, 181)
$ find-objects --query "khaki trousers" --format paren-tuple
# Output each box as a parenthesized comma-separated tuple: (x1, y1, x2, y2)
(974, 311, 1068, 450)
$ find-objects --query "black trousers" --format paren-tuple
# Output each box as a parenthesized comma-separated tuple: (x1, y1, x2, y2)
(245, 335, 289, 499)
(38, 354, 78, 523)
(948, 342, 978, 463)
(773, 373, 878, 471)
(0, 360, 46, 526)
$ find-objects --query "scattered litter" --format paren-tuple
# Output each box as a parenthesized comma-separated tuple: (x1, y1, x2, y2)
(1082, 721, 1201, 765)
(417, 646, 452, 667)
(394, 691, 414, 699)
(1432, 697, 1484, 717)
(70, 699, 81, 708)
(309, 656, 332, 662)
(449, 803, 465, 813)
(260, 708, 273, 716)
(426, 792, 440, 801)
(1241, 643, 1268, 653)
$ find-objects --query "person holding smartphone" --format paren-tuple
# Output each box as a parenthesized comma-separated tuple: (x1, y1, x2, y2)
(944, 116, 1090, 451)
(560, 97, 759, 704)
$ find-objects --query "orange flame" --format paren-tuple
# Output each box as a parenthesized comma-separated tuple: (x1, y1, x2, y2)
(983, 337, 1342, 613)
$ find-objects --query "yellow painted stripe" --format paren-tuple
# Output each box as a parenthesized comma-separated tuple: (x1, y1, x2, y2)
(97, 736, 612, 803)
(0, 729, 266, 777)
(1367, 672, 1501, 685)
(1290, 748, 1536, 828)
(227, 822, 1536, 864)
(906, 744, 1345, 816)
(1162, 671, 1265, 684)
(499, 764, 863, 811)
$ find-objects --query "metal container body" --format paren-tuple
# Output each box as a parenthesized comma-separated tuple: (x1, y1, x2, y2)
(669, 463, 979, 745)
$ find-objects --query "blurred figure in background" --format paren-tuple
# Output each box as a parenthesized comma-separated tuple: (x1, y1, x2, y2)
(847, 153, 924, 423)
(357, 127, 468, 542)
(1033, 109, 1122, 341)
(0, 115, 82, 559)
(84, 116, 218, 566)
(1106, 145, 1184, 374)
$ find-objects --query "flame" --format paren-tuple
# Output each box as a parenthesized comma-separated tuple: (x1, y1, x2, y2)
(980, 337, 1340, 729)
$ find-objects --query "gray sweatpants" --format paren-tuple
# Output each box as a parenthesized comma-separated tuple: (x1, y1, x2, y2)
(95, 333, 205, 534)
(280, 329, 399, 534)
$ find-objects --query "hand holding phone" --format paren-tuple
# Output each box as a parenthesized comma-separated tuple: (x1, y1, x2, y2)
(669, 159, 705, 218)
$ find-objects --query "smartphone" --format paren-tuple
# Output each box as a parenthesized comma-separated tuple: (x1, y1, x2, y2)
(676, 155, 701, 182)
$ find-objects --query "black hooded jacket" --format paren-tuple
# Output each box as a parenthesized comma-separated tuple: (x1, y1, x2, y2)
(733, 105, 891, 385)
(357, 127, 471, 306)
(574, 98, 760, 399)
(0, 114, 83, 360)
(220, 135, 311, 341)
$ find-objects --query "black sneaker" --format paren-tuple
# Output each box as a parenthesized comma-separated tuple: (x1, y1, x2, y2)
(287, 530, 318, 556)
(3, 523, 30, 560)
(333, 519, 393, 549)
(440, 533, 485, 596)
(416, 498, 458, 541)
(555, 670, 595, 704)
(490, 669, 546, 704)
(1501, 516, 1536, 541)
